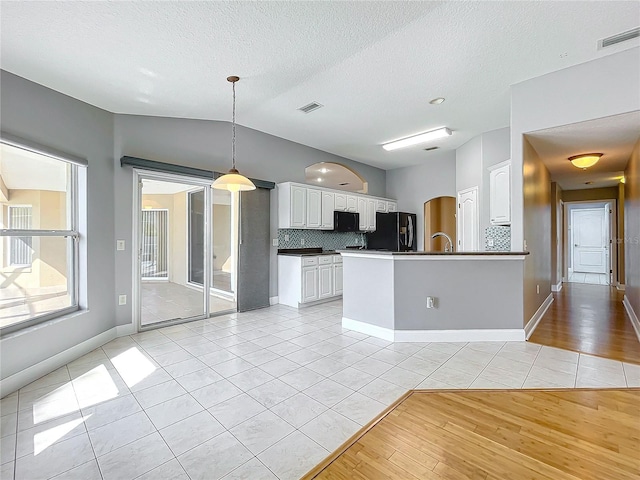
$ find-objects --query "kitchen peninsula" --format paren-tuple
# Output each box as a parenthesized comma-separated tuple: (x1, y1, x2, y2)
(340, 250, 530, 342)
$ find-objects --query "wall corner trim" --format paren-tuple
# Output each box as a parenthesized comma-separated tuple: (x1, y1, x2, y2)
(342, 317, 525, 343)
(622, 295, 640, 342)
(551, 282, 563, 292)
(524, 293, 554, 339)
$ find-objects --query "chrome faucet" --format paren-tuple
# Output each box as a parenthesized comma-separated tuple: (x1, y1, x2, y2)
(431, 232, 453, 252)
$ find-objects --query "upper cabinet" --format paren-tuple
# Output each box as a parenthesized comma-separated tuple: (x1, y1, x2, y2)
(489, 161, 511, 225)
(277, 182, 396, 231)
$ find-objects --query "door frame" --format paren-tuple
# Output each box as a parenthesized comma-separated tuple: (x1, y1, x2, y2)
(563, 199, 617, 285)
(133, 169, 214, 332)
(457, 186, 479, 252)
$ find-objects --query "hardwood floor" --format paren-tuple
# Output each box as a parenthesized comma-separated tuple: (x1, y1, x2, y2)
(303, 389, 640, 480)
(529, 283, 640, 365)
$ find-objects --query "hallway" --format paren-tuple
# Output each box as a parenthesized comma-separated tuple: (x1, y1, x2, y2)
(529, 283, 640, 365)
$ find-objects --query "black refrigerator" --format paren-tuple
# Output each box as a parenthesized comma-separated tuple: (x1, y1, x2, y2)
(366, 212, 417, 251)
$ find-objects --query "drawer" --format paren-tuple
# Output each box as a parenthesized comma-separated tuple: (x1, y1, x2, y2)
(302, 256, 319, 266)
(332, 255, 343, 264)
(318, 256, 333, 265)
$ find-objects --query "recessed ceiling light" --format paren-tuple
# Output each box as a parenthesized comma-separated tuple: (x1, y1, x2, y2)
(383, 127, 452, 151)
(568, 153, 603, 169)
(429, 97, 445, 105)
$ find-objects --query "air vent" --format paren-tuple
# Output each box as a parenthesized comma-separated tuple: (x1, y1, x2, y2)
(423, 146, 439, 151)
(599, 27, 640, 49)
(298, 102, 323, 114)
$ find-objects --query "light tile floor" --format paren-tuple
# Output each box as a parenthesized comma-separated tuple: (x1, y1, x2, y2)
(1, 300, 638, 480)
(568, 271, 610, 285)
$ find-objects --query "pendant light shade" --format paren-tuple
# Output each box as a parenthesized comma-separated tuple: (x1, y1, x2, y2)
(212, 76, 256, 192)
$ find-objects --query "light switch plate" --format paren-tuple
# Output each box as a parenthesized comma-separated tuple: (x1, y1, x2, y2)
(118, 295, 127, 305)
(116, 240, 125, 251)
(272, 239, 279, 247)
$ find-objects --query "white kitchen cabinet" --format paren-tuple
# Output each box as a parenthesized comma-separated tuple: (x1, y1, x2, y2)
(346, 195, 358, 213)
(278, 254, 343, 308)
(321, 191, 335, 230)
(366, 198, 376, 231)
(334, 192, 347, 212)
(357, 197, 367, 231)
(333, 263, 343, 295)
(318, 264, 333, 299)
(277, 182, 397, 231)
(306, 188, 322, 229)
(489, 161, 511, 225)
(375, 199, 387, 213)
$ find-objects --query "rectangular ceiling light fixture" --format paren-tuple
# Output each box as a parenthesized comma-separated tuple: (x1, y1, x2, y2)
(382, 127, 452, 151)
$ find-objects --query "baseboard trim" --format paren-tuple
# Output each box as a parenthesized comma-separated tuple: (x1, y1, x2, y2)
(623, 295, 640, 342)
(0, 327, 118, 397)
(116, 323, 136, 336)
(551, 282, 563, 292)
(342, 317, 525, 343)
(524, 293, 554, 340)
(269, 296, 279, 306)
(617, 284, 626, 291)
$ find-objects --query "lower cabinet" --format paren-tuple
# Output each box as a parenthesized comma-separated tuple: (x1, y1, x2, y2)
(278, 254, 343, 308)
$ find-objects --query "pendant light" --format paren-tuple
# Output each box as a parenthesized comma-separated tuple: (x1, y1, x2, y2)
(212, 76, 256, 192)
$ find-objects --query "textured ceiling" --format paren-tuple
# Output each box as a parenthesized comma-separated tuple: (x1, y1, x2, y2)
(1, 1, 639, 170)
(526, 111, 640, 190)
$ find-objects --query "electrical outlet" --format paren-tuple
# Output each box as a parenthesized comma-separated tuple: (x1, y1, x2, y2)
(118, 294, 127, 305)
(426, 296, 435, 309)
(272, 239, 279, 247)
(488, 238, 494, 247)
(116, 240, 125, 251)
(301, 238, 305, 245)
(524, 240, 528, 250)
(284, 234, 290, 241)
(536, 284, 540, 294)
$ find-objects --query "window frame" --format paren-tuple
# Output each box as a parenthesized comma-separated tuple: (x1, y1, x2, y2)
(0, 134, 84, 335)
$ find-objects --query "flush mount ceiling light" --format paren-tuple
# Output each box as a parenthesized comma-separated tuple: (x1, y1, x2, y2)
(382, 127, 452, 151)
(568, 153, 603, 170)
(212, 76, 256, 192)
(429, 97, 445, 105)
(319, 167, 329, 174)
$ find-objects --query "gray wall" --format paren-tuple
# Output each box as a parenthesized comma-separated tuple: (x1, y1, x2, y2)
(511, 47, 640, 251)
(625, 138, 640, 321)
(385, 150, 456, 250)
(113, 114, 387, 326)
(522, 138, 552, 325)
(0, 71, 116, 382)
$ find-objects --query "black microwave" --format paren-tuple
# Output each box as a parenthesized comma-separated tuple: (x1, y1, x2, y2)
(334, 211, 360, 232)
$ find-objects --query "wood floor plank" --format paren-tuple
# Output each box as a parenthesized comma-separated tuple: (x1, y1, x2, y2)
(304, 389, 640, 480)
(528, 283, 640, 364)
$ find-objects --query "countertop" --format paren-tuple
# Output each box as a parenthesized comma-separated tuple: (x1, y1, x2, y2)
(277, 248, 339, 257)
(338, 250, 529, 256)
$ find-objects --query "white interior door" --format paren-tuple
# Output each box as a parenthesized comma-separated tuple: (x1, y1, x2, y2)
(457, 187, 479, 252)
(572, 208, 607, 274)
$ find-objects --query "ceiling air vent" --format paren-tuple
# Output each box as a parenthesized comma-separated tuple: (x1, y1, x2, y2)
(423, 146, 439, 151)
(298, 102, 323, 114)
(599, 27, 640, 49)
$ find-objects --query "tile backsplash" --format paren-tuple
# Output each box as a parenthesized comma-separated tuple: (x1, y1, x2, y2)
(485, 226, 511, 251)
(278, 229, 366, 250)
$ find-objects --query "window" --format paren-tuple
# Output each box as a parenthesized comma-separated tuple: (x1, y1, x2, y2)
(0, 137, 84, 333)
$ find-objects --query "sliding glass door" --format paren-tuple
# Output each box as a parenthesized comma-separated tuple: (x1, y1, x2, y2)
(136, 171, 237, 329)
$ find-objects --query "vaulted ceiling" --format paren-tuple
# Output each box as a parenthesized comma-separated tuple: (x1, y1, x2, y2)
(1, 1, 638, 170)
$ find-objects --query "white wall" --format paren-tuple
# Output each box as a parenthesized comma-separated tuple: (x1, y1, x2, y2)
(511, 47, 640, 323)
(385, 150, 457, 250)
(511, 47, 640, 251)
